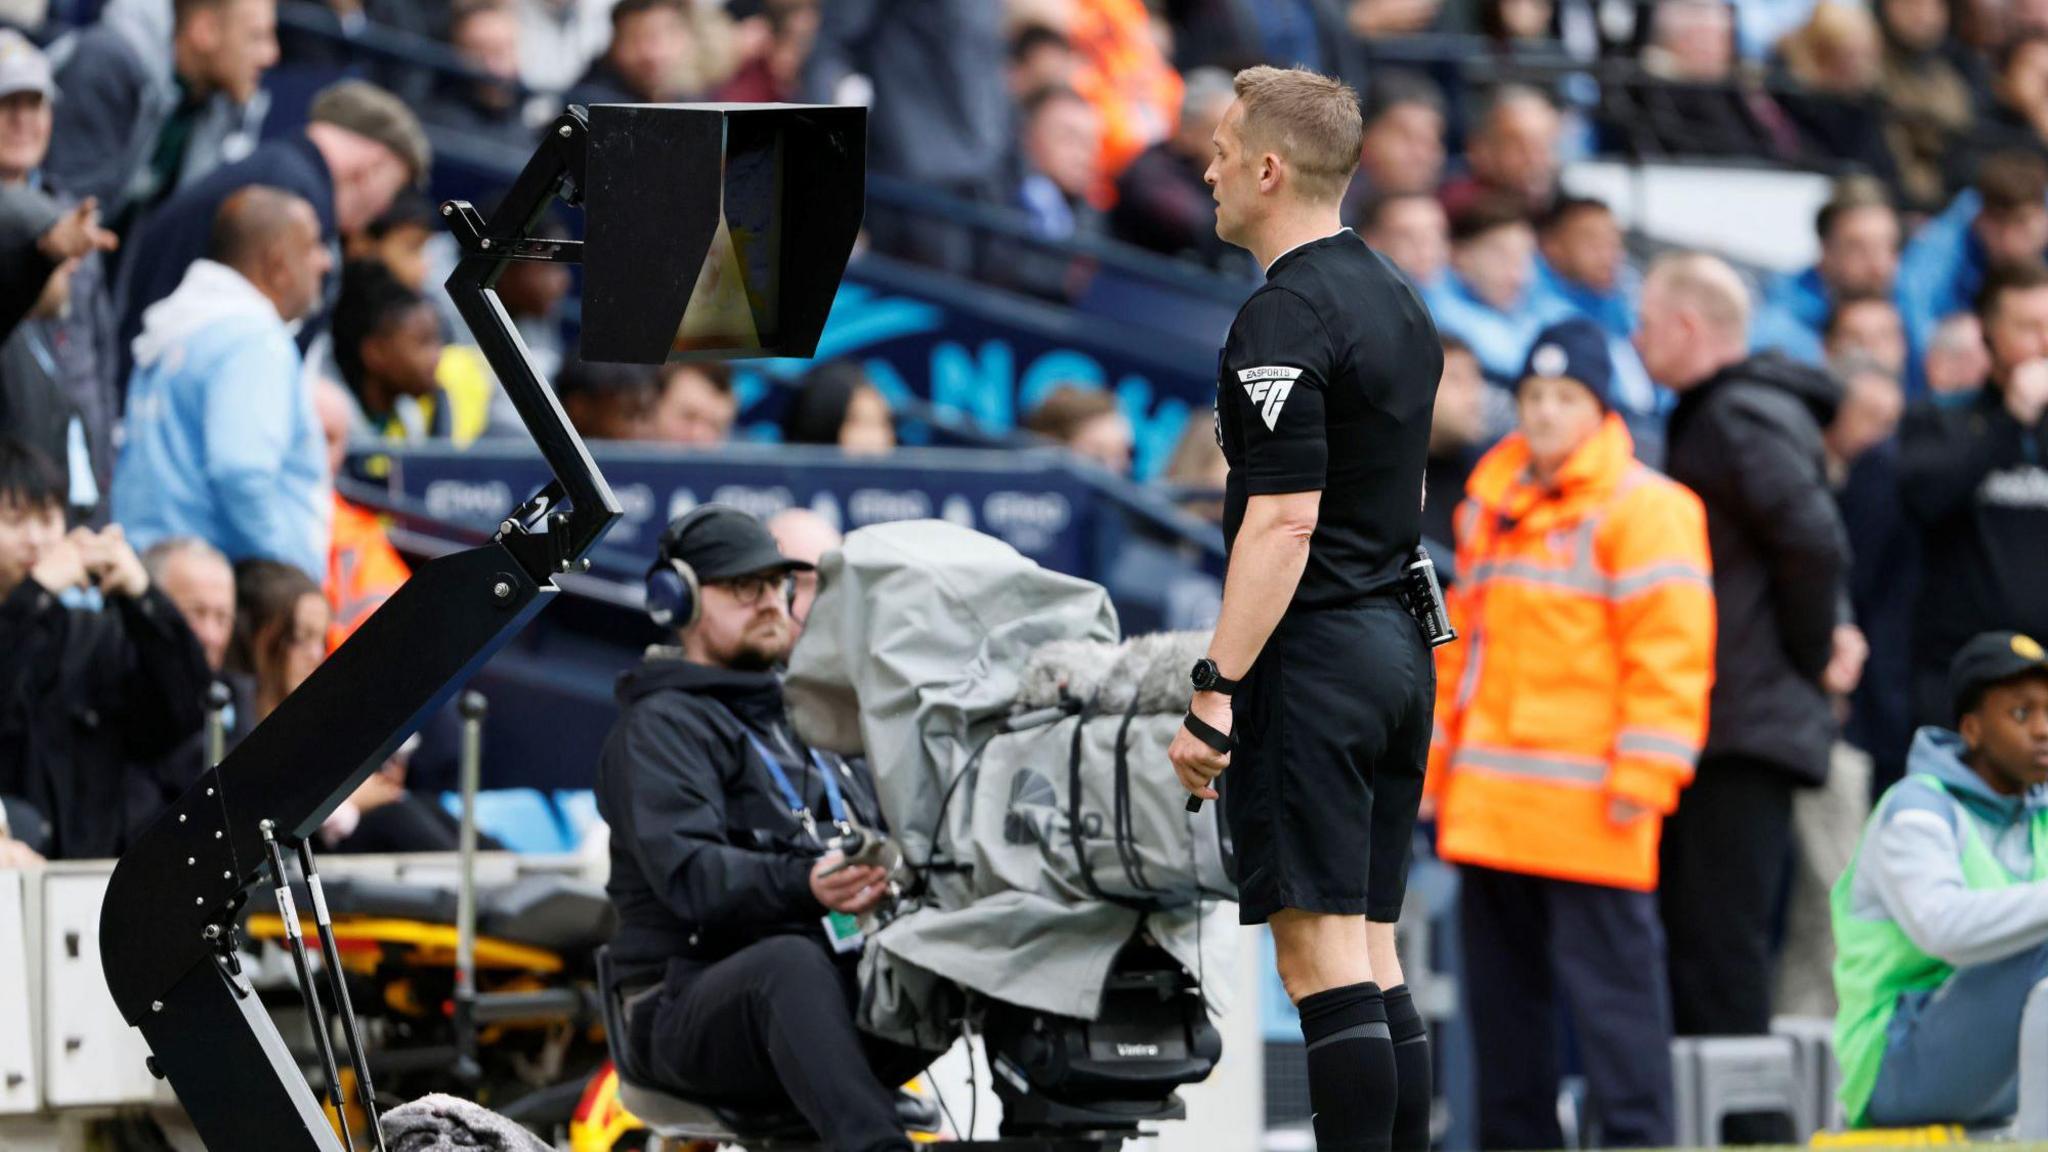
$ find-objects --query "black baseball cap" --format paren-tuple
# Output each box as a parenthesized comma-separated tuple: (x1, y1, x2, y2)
(1949, 630, 2048, 721)
(659, 504, 814, 583)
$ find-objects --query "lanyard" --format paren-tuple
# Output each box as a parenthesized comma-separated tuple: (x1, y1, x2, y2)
(738, 726, 848, 840)
(24, 327, 56, 378)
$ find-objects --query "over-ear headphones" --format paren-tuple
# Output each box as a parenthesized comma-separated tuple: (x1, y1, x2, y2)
(645, 506, 719, 630)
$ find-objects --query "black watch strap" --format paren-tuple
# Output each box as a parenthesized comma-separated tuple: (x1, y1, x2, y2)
(1182, 711, 1233, 755)
(1193, 659, 1240, 696)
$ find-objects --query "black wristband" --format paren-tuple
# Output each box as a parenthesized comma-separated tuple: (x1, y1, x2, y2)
(1182, 711, 1233, 755)
(1191, 657, 1239, 696)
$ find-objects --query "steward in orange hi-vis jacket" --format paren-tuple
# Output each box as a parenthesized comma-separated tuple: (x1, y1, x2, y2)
(326, 492, 410, 651)
(1427, 319, 1714, 1151)
(1429, 409, 1717, 887)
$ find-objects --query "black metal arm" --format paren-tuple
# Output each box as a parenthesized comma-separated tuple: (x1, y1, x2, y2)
(97, 107, 621, 1152)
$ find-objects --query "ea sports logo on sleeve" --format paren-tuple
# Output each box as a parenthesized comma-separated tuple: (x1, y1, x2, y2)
(1237, 365, 1303, 431)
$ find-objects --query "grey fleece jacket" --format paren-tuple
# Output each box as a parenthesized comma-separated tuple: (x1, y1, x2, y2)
(1847, 727, 2048, 968)
(45, 0, 266, 223)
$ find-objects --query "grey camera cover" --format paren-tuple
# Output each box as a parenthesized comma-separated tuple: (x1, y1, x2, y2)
(785, 521, 1237, 1050)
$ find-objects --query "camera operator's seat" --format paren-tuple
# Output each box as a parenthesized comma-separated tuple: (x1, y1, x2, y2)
(594, 946, 938, 1148)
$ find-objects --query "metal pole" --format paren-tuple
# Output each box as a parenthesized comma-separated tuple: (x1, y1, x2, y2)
(261, 821, 356, 1151)
(298, 839, 387, 1152)
(453, 691, 488, 1080)
(205, 680, 231, 767)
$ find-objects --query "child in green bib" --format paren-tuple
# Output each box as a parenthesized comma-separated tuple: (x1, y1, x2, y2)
(1832, 630, 2048, 1128)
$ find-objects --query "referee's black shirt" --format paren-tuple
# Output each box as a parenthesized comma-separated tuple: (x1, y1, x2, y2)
(1215, 230, 1442, 609)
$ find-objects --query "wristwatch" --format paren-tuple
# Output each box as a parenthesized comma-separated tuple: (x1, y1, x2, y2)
(1190, 658, 1239, 696)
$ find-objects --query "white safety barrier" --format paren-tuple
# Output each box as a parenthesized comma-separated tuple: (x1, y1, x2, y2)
(0, 852, 593, 1141)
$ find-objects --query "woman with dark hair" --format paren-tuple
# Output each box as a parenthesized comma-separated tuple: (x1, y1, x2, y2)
(228, 558, 467, 853)
(780, 360, 896, 455)
(230, 559, 330, 723)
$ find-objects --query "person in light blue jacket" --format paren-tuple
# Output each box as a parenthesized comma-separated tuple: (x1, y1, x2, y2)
(1897, 152, 2048, 361)
(1530, 196, 1638, 338)
(113, 186, 332, 581)
(1751, 176, 1922, 390)
(1422, 197, 1573, 383)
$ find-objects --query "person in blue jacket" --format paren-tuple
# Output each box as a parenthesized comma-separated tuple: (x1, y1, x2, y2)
(1898, 151, 2048, 361)
(112, 186, 332, 581)
(1531, 196, 1637, 338)
(1423, 196, 1571, 382)
(1753, 176, 1920, 387)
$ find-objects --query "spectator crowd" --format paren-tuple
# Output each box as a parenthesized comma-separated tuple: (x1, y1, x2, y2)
(2, 0, 2047, 1142)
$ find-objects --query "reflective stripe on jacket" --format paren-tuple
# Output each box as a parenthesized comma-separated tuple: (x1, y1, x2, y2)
(326, 494, 412, 651)
(1428, 414, 1716, 890)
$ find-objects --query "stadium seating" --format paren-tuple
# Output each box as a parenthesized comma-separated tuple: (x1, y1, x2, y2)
(1671, 1035, 1805, 1148)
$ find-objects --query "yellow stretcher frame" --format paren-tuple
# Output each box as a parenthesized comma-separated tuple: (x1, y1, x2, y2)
(243, 915, 566, 975)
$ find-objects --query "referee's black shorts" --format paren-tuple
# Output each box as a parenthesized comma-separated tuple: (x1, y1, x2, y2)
(1222, 597, 1434, 925)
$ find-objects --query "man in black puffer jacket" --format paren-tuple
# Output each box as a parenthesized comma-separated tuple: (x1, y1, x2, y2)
(1635, 254, 1854, 1109)
(1901, 261, 2048, 728)
(596, 505, 928, 1152)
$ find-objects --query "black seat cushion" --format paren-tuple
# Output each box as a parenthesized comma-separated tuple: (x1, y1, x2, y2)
(324, 875, 463, 923)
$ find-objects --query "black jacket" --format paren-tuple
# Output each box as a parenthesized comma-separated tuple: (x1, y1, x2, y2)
(1111, 141, 1236, 270)
(1423, 449, 1476, 581)
(1664, 353, 1849, 783)
(800, 0, 1012, 189)
(1837, 441, 1920, 789)
(0, 184, 61, 344)
(596, 655, 886, 988)
(128, 671, 256, 845)
(0, 580, 210, 858)
(420, 75, 539, 157)
(1900, 388, 2048, 677)
(0, 323, 77, 500)
(565, 57, 641, 110)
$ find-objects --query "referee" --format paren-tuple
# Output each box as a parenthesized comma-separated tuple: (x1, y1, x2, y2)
(1167, 66, 1442, 1152)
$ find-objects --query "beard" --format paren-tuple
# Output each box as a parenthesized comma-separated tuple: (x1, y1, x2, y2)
(718, 618, 793, 671)
(726, 643, 781, 673)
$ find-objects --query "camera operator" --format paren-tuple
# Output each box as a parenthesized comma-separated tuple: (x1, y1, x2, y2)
(596, 505, 928, 1152)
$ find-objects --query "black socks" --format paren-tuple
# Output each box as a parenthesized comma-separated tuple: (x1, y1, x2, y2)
(1382, 984, 1432, 1151)
(1296, 982, 1433, 1151)
(1297, 981, 1397, 1152)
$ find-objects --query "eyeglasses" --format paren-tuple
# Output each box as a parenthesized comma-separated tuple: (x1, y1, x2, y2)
(711, 571, 793, 607)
